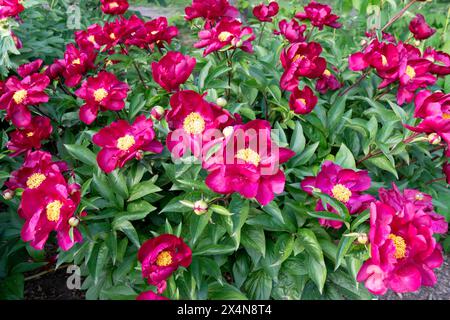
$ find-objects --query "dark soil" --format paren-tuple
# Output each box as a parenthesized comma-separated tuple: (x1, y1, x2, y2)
(24, 267, 85, 300)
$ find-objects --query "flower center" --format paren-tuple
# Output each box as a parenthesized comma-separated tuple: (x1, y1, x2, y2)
(26, 132, 34, 137)
(88, 35, 96, 44)
(109, 2, 119, 8)
(151, 30, 159, 35)
(183, 112, 206, 134)
(443, 113, 450, 120)
(236, 148, 261, 166)
(46, 200, 63, 222)
(110, 33, 116, 40)
(323, 69, 331, 77)
(405, 65, 416, 79)
(381, 54, 388, 66)
(297, 98, 306, 106)
(156, 250, 173, 267)
(218, 31, 233, 42)
(26, 173, 46, 189)
(93, 88, 108, 102)
(116, 135, 135, 151)
(388, 234, 407, 259)
(331, 184, 352, 203)
(13, 89, 27, 104)
(72, 58, 81, 65)
(293, 54, 305, 62)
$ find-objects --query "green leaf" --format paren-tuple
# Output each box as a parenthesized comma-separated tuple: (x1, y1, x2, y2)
(193, 243, 236, 256)
(244, 270, 272, 300)
(241, 225, 266, 257)
(64, 144, 97, 167)
(208, 282, 248, 300)
(113, 200, 156, 224)
(335, 143, 356, 169)
(297, 228, 323, 262)
(128, 180, 161, 202)
(101, 285, 137, 300)
(306, 210, 345, 222)
(289, 121, 306, 154)
(366, 154, 398, 178)
(335, 232, 357, 270)
(210, 204, 233, 216)
(113, 220, 140, 248)
(306, 254, 327, 294)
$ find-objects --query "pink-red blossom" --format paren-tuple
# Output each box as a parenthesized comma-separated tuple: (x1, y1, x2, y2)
(295, 1, 341, 30)
(151, 52, 196, 92)
(253, 1, 279, 22)
(100, 0, 129, 15)
(289, 85, 317, 114)
(409, 14, 436, 40)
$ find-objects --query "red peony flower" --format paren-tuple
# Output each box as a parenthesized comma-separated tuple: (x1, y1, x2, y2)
(253, 1, 279, 22)
(204, 119, 295, 205)
(100, 0, 129, 15)
(185, 0, 239, 22)
(357, 185, 446, 295)
(19, 181, 82, 251)
(6, 150, 66, 191)
(45, 59, 66, 81)
(136, 291, 169, 300)
(315, 68, 342, 94)
(7, 116, 53, 157)
(75, 71, 129, 125)
(295, 1, 341, 30)
(61, 43, 97, 87)
(194, 18, 255, 56)
(274, 19, 307, 43)
(0, 0, 24, 19)
(409, 14, 436, 40)
(423, 47, 450, 76)
(138, 234, 192, 294)
(288, 85, 317, 114)
(397, 58, 436, 105)
(17, 59, 44, 78)
(165, 90, 236, 158)
(280, 41, 326, 91)
(151, 51, 196, 92)
(128, 16, 178, 49)
(301, 161, 375, 229)
(93, 115, 163, 173)
(444, 162, 450, 184)
(75, 24, 106, 51)
(0, 72, 50, 128)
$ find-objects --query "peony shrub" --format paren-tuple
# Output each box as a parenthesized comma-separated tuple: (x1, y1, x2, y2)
(0, 0, 449, 300)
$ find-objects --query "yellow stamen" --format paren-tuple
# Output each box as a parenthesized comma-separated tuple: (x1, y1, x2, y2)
(443, 113, 450, 120)
(331, 184, 352, 203)
(26, 132, 34, 137)
(405, 65, 416, 79)
(156, 250, 173, 267)
(183, 112, 206, 135)
(381, 54, 388, 66)
(26, 173, 46, 189)
(110, 33, 116, 40)
(323, 69, 331, 77)
(297, 98, 306, 106)
(93, 88, 108, 102)
(88, 35, 96, 44)
(388, 234, 407, 259)
(116, 135, 135, 151)
(236, 148, 261, 166)
(151, 30, 159, 35)
(109, 2, 119, 8)
(46, 200, 63, 222)
(293, 54, 305, 63)
(72, 58, 81, 65)
(13, 89, 27, 104)
(218, 31, 233, 42)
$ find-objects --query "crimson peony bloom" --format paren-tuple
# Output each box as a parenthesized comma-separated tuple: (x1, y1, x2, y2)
(151, 52, 196, 92)
(315, 68, 342, 94)
(397, 58, 436, 105)
(75, 24, 106, 51)
(409, 14, 436, 40)
(423, 47, 450, 76)
(185, 0, 239, 22)
(357, 185, 446, 295)
(127, 16, 178, 49)
(165, 90, 236, 158)
(0, 0, 24, 19)
(136, 291, 169, 300)
(93, 115, 163, 173)
(253, 1, 279, 22)
(444, 162, 450, 184)
(7, 116, 53, 157)
(295, 1, 341, 30)
(61, 43, 97, 87)
(19, 181, 82, 251)
(100, 0, 129, 15)
(204, 120, 295, 206)
(45, 59, 66, 80)
(6, 150, 67, 191)
(138, 234, 192, 294)
(17, 60, 44, 78)
(301, 161, 375, 229)
(75, 71, 129, 124)
(280, 41, 326, 91)
(0, 72, 50, 128)
(288, 85, 317, 114)
(194, 18, 255, 56)
(274, 19, 306, 43)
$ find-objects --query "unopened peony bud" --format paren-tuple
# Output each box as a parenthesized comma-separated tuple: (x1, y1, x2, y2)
(193, 200, 208, 215)
(357, 233, 368, 245)
(135, 150, 144, 160)
(427, 133, 441, 145)
(68, 217, 79, 227)
(2, 189, 14, 200)
(216, 97, 227, 107)
(414, 40, 421, 47)
(151, 106, 165, 121)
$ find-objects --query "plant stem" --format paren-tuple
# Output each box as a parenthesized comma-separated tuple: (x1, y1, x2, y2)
(306, 26, 315, 42)
(120, 44, 148, 89)
(425, 177, 446, 185)
(381, 0, 417, 33)
(339, 70, 370, 97)
(258, 22, 266, 45)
